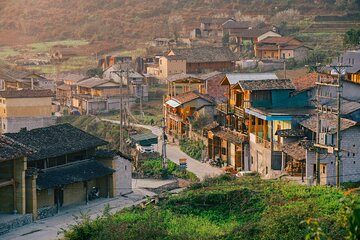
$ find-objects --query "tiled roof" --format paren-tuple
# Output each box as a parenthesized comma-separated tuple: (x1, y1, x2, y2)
(77, 77, 113, 88)
(166, 73, 203, 83)
(36, 159, 114, 190)
(260, 36, 301, 44)
(5, 124, 108, 161)
(291, 72, 317, 92)
(0, 89, 53, 98)
(204, 73, 228, 99)
(238, 79, 295, 91)
(300, 114, 357, 133)
(275, 129, 305, 138)
(172, 91, 214, 105)
(341, 100, 360, 115)
(212, 129, 246, 144)
(0, 136, 32, 161)
(57, 84, 71, 91)
(222, 21, 252, 29)
(169, 47, 238, 63)
(229, 28, 273, 38)
(282, 141, 306, 161)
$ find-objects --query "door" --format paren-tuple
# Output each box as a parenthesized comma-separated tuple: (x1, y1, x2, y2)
(54, 188, 64, 207)
(320, 164, 327, 185)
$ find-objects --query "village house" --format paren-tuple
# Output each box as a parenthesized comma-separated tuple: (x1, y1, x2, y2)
(5, 124, 132, 219)
(71, 77, 129, 115)
(163, 74, 216, 139)
(300, 115, 360, 185)
(157, 47, 237, 79)
(255, 36, 311, 61)
(206, 73, 280, 170)
(228, 28, 281, 53)
(330, 50, 360, 84)
(98, 56, 132, 71)
(0, 136, 31, 216)
(4, 73, 56, 92)
(0, 89, 55, 133)
(103, 64, 149, 101)
(200, 17, 235, 37)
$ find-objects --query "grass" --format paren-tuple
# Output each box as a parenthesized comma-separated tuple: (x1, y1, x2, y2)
(0, 47, 20, 61)
(25, 56, 97, 74)
(63, 175, 360, 240)
(26, 39, 88, 52)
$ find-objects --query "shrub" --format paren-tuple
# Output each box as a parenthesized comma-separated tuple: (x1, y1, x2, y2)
(179, 139, 205, 161)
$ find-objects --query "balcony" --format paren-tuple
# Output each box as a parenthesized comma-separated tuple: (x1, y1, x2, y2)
(250, 133, 282, 151)
(234, 106, 244, 118)
(216, 103, 234, 114)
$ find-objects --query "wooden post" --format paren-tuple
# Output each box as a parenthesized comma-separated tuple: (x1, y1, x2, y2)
(212, 138, 215, 160)
(248, 114, 252, 134)
(263, 120, 267, 147)
(13, 158, 16, 214)
(255, 117, 259, 142)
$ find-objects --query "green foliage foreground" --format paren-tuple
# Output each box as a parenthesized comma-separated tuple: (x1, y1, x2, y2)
(139, 158, 199, 182)
(64, 175, 360, 240)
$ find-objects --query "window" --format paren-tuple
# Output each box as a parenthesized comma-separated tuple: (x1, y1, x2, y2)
(266, 166, 268, 174)
(322, 165, 326, 174)
(221, 147, 226, 155)
(251, 156, 254, 164)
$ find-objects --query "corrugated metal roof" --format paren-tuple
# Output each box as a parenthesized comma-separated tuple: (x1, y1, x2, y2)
(166, 99, 181, 108)
(225, 72, 278, 85)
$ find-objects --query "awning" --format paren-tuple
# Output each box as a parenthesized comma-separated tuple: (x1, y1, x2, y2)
(36, 160, 115, 190)
(130, 133, 158, 146)
(166, 99, 181, 108)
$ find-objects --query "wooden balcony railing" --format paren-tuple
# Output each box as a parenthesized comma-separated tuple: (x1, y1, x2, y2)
(216, 103, 234, 114)
(234, 106, 244, 118)
(255, 135, 282, 151)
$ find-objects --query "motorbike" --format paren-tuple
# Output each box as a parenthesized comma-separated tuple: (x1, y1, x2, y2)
(88, 187, 100, 201)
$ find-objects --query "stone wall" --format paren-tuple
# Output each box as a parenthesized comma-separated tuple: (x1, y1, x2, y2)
(0, 214, 32, 235)
(37, 206, 57, 220)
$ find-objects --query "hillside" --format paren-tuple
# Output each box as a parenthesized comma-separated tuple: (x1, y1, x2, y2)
(63, 175, 360, 240)
(0, 0, 353, 49)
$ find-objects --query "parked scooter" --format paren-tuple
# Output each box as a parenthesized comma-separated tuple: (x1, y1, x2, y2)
(88, 187, 100, 201)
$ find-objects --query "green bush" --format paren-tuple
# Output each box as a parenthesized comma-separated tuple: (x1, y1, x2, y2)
(179, 139, 205, 161)
(139, 158, 198, 182)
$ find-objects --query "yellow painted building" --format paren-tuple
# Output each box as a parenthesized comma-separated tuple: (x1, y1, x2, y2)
(0, 89, 53, 133)
(159, 56, 187, 79)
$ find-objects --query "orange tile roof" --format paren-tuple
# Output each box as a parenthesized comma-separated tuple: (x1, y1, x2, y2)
(291, 72, 317, 92)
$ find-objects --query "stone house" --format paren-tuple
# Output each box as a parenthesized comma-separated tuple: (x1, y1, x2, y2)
(158, 47, 237, 80)
(228, 28, 281, 53)
(4, 124, 124, 218)
(0, 90, 55, 133)
(0, 136, 31, 216)
(255, 36, 311, 61)
(103, 64, 149, 101)
(4, 73, 56, 92)
(200, 17, 235, 37)
(300, 115, 360, 185)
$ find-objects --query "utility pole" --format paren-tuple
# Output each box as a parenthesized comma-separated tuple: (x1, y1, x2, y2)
(313, 64, 349, 187)
(161, 118, 167, 170)
(139, 84, 143, 119)
(315, 77, 321, 185)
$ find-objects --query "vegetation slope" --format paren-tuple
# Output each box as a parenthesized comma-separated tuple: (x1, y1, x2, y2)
(0, 0, 355, 48)
(64, 175, 360, 240)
